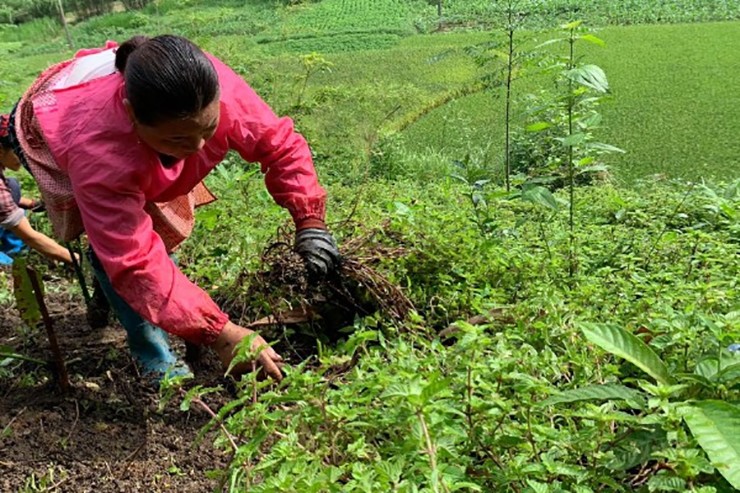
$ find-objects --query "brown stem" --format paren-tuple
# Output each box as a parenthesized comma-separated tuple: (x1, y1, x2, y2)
(27, 266, 69, 393)
(192, 396, 239, 454)
(417, 410, 450, 493)
(504, 0, 515, 192)
(119, 441, 147, 477)
(64, 399, 80, 446)
(525, 406, 540, 462)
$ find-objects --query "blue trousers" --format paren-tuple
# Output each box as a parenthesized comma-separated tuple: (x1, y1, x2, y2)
(0, 177, 26, 264)
(87, 249, 190, 378)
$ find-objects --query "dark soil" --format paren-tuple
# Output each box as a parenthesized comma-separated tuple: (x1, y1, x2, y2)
(0, 286, 233, 493)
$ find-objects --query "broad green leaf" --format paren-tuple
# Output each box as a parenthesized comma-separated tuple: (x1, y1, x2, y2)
(578, 34, 605, 47)
(578, 164, 609, 174)
(647, 473, 686, 492)
(11, 257, 41, 329)
(535, 38, 567, 49)
(381, 382, 420, 399)
(527, 479, 550, 493)
(683, 401, 740, 489)
(580, 323, 672, 385)
(675, 372, 714, 389)
(559, 133, 587, 147)
(538, 384, 645, 408)
(561, 20, 583, 30)
(607, 428, 666, 471)
(526, 121, 552, 132)
(715, 363, 740, 385)
(343, 330, 379, 356)
(572, 486, 594, 493)
(580, 111, 603, 127)
(567, 65, 609, 93)
(695, 358, 722, 379)
(696, 355, 739, 382)
(521, 185, 559, 211)
(421, 376, 450, 403)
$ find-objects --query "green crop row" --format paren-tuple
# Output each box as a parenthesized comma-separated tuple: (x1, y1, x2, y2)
(441, 0, 740, 27)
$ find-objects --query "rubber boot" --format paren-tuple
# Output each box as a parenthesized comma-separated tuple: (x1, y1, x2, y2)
(118, 313, 191, 380)
(88, 251, 191, 382)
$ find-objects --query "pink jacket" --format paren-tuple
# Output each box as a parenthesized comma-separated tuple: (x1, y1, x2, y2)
(33, 51, 326, 344)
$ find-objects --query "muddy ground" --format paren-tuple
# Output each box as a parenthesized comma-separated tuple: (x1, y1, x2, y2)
(0, 285, 237, 492)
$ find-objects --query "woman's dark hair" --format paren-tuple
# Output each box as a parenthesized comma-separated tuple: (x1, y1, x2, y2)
(115, 35, 219, 126)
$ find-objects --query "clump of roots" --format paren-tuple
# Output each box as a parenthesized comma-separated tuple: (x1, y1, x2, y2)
(221, 222, 414, 339)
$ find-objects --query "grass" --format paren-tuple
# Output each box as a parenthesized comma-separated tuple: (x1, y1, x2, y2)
(594, 22, 740, 182)
(1, 3, 739, 184)
(275, 0, 424, 36)
(401, 22, 740, 183)
(441, 0, 740, 27)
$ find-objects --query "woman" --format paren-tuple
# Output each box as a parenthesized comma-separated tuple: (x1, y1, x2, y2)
(1, 116, 72, 265)
(10, 35, 340, 381)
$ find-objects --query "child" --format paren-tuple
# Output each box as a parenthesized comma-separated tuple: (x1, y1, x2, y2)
(1, 114, 72, 265)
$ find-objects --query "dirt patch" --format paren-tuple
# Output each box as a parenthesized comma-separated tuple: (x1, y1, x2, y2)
(0, 287, 232, 492)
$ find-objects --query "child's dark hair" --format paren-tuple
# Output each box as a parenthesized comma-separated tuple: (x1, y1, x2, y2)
(0, 114, 11, 149)
(115, 35, 219, 126)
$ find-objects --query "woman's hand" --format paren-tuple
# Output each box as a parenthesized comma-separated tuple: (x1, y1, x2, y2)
(210, 321, 283, 380)
(294, 227, 341, 278)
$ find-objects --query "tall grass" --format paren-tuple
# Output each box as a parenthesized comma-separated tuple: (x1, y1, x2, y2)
(0, 17, 61, 43)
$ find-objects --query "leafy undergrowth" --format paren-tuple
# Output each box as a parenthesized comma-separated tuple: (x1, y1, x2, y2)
(172, 176, 739, 492)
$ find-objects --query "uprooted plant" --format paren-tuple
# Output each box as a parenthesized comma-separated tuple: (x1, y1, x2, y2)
(213, 221, 415, 358)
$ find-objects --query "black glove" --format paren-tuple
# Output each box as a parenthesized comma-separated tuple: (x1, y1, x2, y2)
(294, 228, 341, 278)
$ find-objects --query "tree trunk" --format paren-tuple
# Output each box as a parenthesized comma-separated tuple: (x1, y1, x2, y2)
(56, 0, 74, 50)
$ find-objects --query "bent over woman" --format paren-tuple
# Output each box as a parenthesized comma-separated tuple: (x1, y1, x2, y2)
(9, 35, 340, 381)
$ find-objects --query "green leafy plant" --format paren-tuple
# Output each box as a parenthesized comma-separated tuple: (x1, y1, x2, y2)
(683, 401, 740, 489)
(541, 323, 740, 490)
(293, 52, 334, 111)
(533, 21, 624, 276)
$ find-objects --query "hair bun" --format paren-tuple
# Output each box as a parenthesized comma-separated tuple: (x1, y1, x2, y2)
(114, 35, 150, 73)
